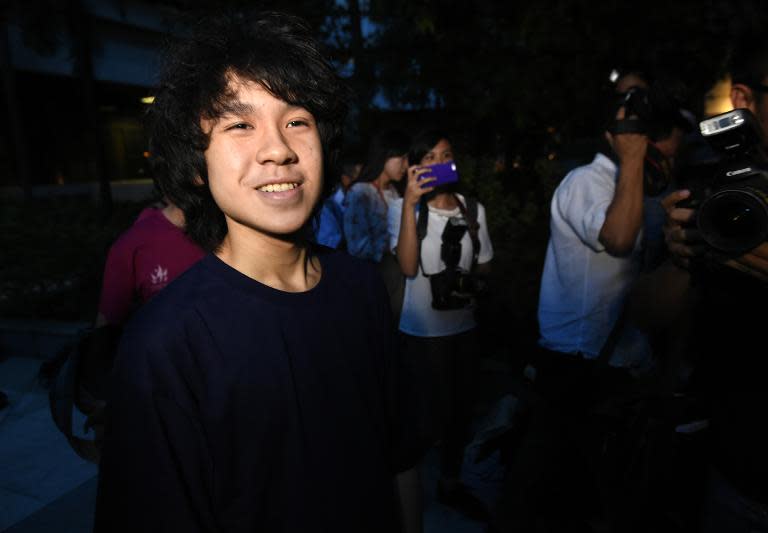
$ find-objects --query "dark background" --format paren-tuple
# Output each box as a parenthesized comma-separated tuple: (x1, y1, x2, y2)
(2, 0, 767, 362)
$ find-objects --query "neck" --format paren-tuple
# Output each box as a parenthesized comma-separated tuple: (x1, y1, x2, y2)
(428, 192, 457, 210)
(373, 172, 390, 192)
(161, 203, 185, 228)
(216, 221, 321, 293)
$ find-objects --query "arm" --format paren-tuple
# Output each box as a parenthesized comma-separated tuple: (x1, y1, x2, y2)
(394, 166, 433, 277)
(598, 122, 648, 256)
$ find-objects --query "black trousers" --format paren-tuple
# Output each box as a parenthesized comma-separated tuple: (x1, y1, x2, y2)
(399, 329, 480, 479)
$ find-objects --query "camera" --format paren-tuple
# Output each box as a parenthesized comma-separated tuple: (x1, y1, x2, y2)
(681, 108, 768, 255)
(429, 216, 486, 310)
(607, 85, 691, 197)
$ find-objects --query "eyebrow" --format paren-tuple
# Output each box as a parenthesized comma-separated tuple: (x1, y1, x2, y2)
(220, 100, 256, 117)
(219, 99, 307, 119)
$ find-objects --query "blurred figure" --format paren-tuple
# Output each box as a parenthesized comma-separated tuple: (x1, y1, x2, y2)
(345, 130, 410, 320)
(492, 75, 689, 532)
(389, 129, 494, 525)
(314, 157, 361, 249)
(344, 129, 409, 261)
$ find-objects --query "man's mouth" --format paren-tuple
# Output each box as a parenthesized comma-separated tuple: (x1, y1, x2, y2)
(257, 182, 300, 192)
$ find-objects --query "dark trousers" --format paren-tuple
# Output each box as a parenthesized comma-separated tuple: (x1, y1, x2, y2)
(492, 348, 636, 533)
(399, 329, 480, 479)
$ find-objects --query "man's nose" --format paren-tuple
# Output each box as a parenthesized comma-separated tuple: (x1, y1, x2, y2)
(255, 126, 298, 165)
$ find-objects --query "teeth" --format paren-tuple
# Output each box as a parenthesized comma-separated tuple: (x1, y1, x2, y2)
(258, 182, 298, 192)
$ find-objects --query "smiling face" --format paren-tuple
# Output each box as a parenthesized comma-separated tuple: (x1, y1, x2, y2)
(201, 77, 323, 239)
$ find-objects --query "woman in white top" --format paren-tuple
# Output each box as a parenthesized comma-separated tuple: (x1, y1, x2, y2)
(388, 130, 493, 522)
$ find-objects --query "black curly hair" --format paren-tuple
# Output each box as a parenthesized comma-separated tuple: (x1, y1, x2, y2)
(147, 11, 350, 251)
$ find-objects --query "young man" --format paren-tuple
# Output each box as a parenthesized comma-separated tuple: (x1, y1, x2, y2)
(94, 12, 403, 532)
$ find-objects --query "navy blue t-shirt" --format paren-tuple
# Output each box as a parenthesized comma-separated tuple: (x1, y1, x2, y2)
(94, 249, 402, 532)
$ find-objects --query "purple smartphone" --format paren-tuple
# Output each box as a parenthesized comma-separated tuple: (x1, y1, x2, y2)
(419, 161, 459, 188)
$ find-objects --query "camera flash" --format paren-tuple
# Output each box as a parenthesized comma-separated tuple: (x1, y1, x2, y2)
(700, 109, 746, 136)
(609, 69, 620, 84)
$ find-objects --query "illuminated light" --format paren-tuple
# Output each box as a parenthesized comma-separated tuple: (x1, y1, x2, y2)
(547, 153, 556, 161)
(609, 69, 620, 83)
(143, 151, 150, 158)
(547, 126, 556, 134)
(141, 96, 155, 104)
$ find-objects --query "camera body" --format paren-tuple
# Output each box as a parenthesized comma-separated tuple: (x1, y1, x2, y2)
(429, 268, 486, 310)
(682, 109, 768, 255)
(428, 216, 486, 310)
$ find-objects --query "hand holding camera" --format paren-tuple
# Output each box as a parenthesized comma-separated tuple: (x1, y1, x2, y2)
(664, 109, 768, 282)
(607, 105, 648, 167)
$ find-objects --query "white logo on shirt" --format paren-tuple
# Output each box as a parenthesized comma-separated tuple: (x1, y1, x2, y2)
(150, 265, 169, 285)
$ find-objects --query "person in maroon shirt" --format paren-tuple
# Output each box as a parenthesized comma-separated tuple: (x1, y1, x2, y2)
(95, 200, 204, 326)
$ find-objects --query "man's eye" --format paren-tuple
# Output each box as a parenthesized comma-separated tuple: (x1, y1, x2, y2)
(287, 120, 309, 128)
(226, 123, 252, 131)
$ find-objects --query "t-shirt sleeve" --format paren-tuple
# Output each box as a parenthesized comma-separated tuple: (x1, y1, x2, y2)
(387, 198, 403, 254)
(476, 203, 494, 264)
(94, 319, 215, 532)
(554, 169, 613, 252)
(97, 238, 137, 324)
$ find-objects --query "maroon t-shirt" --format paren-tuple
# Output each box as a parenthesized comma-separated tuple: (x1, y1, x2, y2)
(97, 207, 205, 324)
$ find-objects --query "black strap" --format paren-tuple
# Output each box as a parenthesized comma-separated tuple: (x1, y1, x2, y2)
(416, 194, 480, 276)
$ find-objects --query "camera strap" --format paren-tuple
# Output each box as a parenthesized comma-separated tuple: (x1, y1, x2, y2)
(416, 194, 480, 276)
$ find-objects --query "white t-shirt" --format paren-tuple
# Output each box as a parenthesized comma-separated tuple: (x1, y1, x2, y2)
(388, 194, 494, 337)
(537, 153, 651, 370)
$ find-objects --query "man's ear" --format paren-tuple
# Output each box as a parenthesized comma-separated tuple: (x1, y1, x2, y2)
(731, 83, 757, 113)
(193, 175, 205, 186)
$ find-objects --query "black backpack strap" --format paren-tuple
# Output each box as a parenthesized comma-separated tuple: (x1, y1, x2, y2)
(416, 195, 482, 275)
(454, 194, 481, 270)
(416, 197, 430, 276)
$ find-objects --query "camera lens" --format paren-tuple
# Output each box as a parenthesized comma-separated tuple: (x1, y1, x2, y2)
(698, 189, 768, 254)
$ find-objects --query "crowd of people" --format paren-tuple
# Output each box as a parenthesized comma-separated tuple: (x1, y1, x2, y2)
(39, 8, 767, 533)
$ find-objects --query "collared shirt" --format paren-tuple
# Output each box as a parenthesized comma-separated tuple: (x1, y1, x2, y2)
(537, 153, 650, 370)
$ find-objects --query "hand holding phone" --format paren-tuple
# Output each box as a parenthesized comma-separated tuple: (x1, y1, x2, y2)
(418, 161, 459, 188)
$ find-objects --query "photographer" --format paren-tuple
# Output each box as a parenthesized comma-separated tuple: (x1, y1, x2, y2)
(537, 77, 688, 376)
(491, 77, 689, 532)
(388, 129, 493, 522)
(649, 34, 768, 532)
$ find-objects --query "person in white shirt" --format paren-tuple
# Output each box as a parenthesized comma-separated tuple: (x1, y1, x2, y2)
(388, 129, 493, 525)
